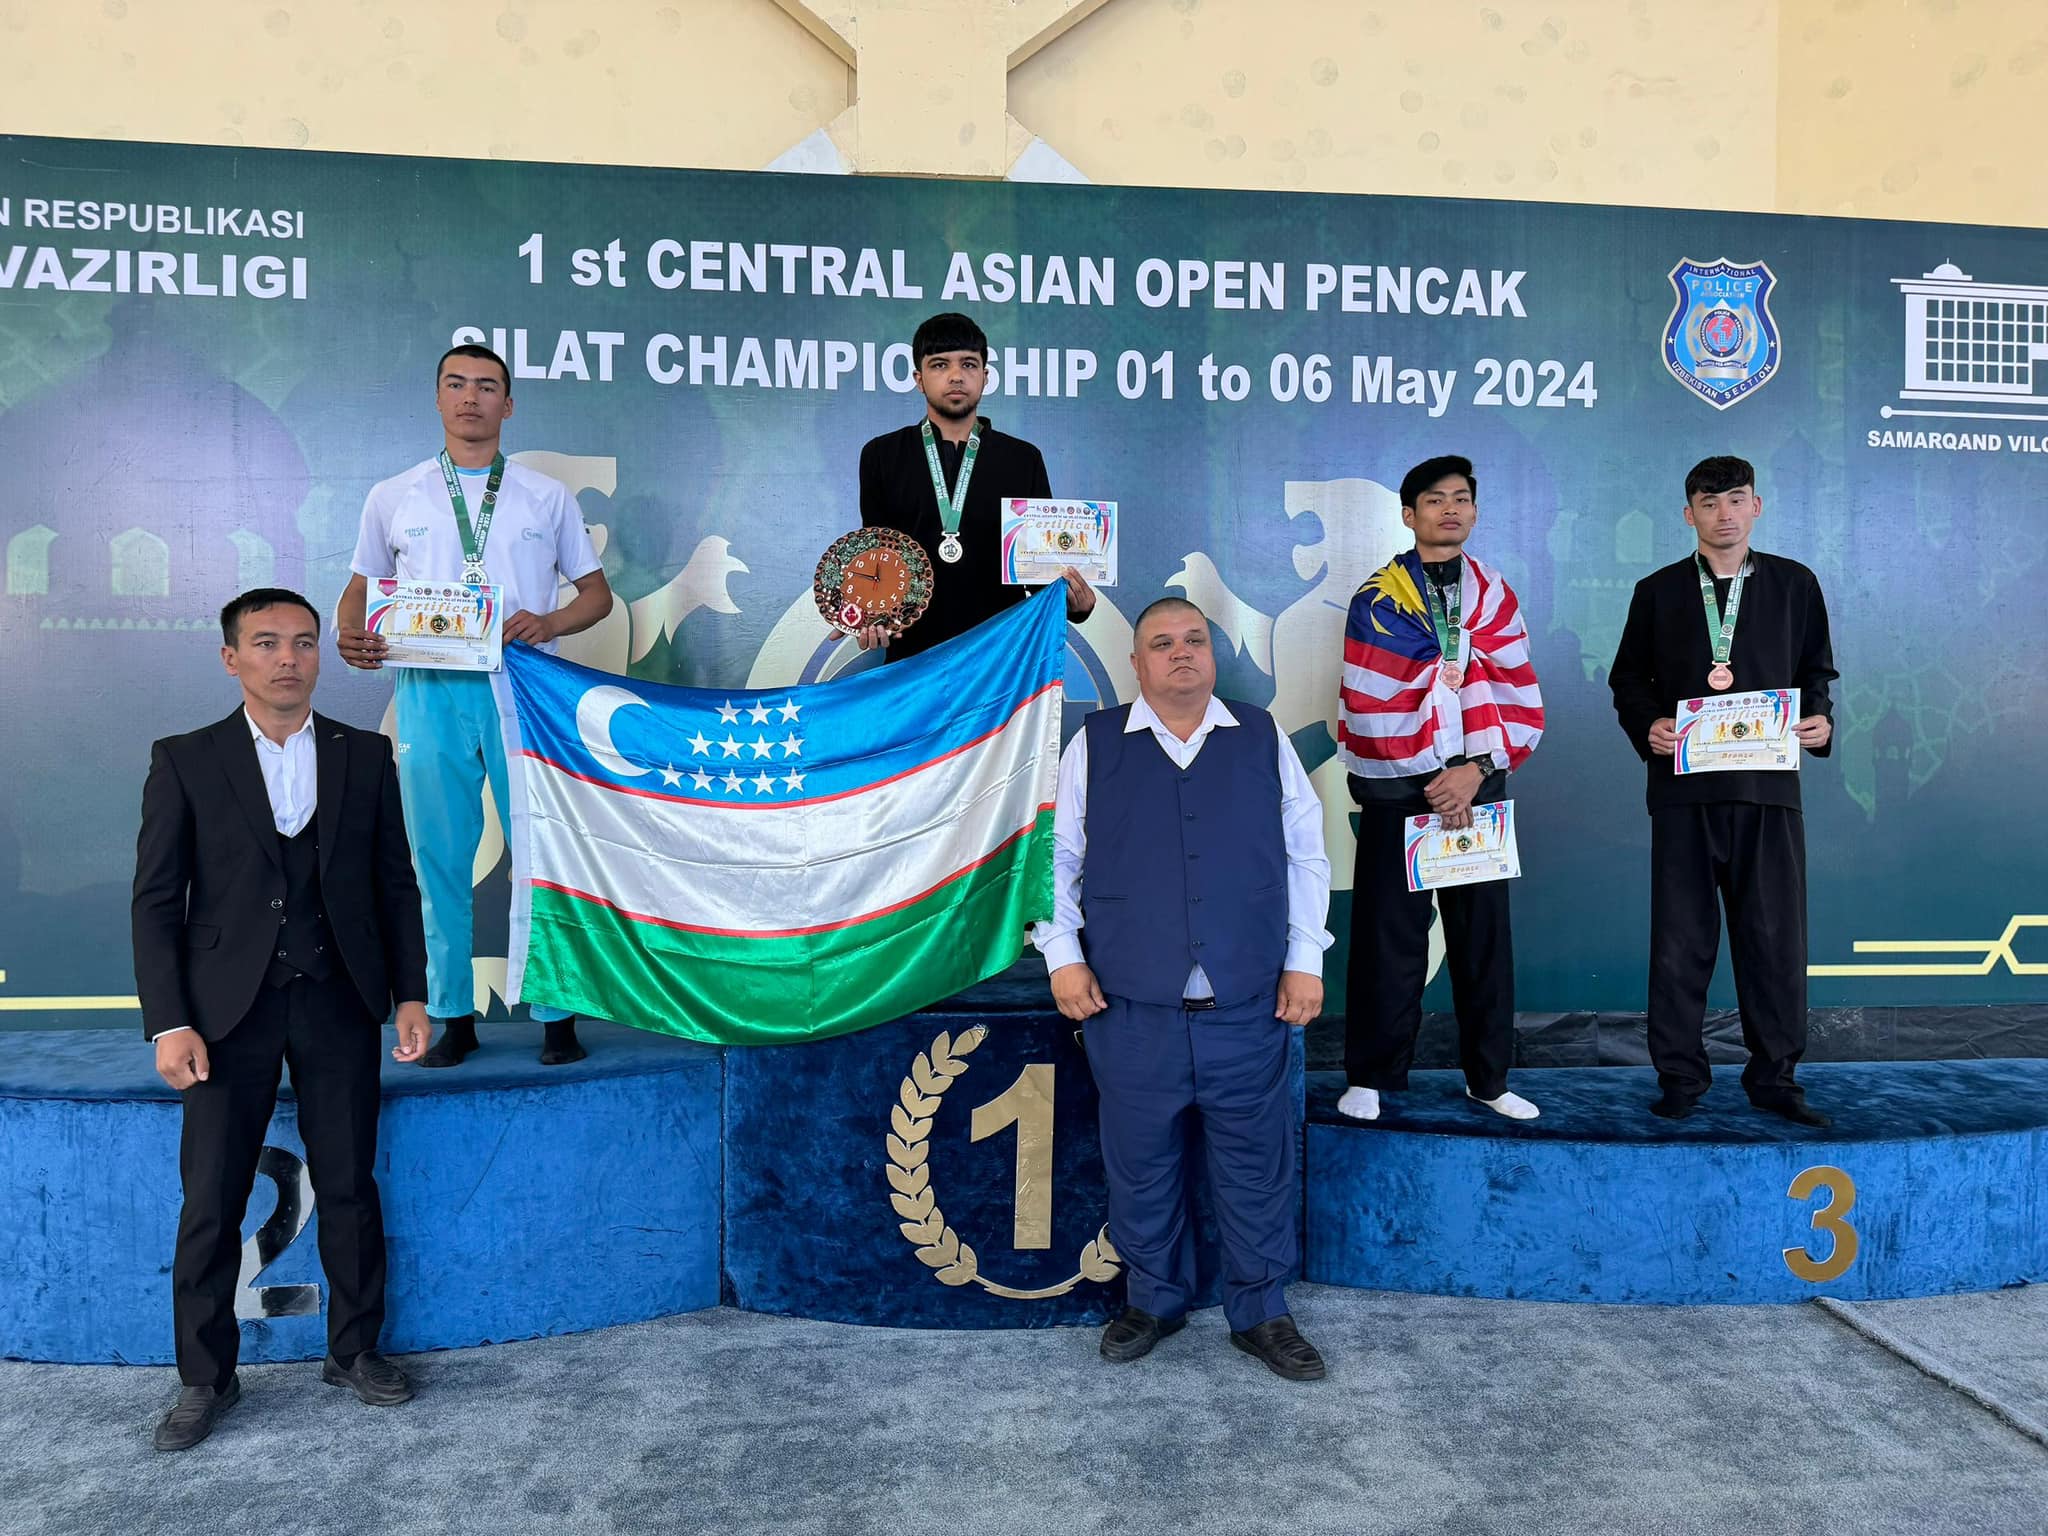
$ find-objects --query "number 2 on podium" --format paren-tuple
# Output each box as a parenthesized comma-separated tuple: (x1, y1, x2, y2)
(1782, 1165, 1859, 1284)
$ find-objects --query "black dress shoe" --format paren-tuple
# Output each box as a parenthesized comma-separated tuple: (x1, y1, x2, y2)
(1749, 1092, 1832, 1128)
(419, 1016, 478, 1069)
(1650, 1091, 1701, 1120)
(1099, 1306, 1185, 1363)
(153, 1375, 240, 1451)
(539, 1017, 587, 1066)
(321, 1351, 414, 1406)
(1229, 1316, 1327, 1381)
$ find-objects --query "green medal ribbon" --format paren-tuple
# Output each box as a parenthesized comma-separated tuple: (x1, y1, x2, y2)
(1696, 554, 1747, 669)
(439, 450, 505, 582)
(920, 419, 981, 561)
(1424, 564, 1464, 669)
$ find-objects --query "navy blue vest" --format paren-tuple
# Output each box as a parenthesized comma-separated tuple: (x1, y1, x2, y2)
(1079, 700, 1288, 1007)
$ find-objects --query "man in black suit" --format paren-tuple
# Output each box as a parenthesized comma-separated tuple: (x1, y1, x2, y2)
(134, 588, 432, 1451)
(1609, 457, 1838, 1126)
(855, 311, 1095, 659)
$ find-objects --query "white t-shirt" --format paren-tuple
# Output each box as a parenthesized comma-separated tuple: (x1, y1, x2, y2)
(351, 456, 602, 654)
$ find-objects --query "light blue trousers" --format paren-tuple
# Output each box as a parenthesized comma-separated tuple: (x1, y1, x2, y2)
(391, 669, 570, 1023)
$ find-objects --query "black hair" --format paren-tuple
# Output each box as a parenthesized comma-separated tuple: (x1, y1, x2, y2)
(1399, 455, 1476, 509)
(437, 342, 512, 394)
(1134, 596, 1205, 635)
(221, 587, 321, 646)
(912, 312, 988, 366)
(1684, 455, 1755, 500)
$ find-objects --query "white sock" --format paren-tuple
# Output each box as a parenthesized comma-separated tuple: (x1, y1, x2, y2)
(1337, 1086, 1381, 1121)
(1468, 1088, 1540, 1120)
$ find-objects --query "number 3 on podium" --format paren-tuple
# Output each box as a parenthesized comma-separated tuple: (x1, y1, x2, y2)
(1782, 1165, 1859, 1284)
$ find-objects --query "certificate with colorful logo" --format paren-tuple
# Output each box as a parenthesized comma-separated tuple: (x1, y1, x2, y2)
(1674, 687, 1798, 775)
(999, 499, 1117, 586)
(1403, 801, 1521, 893)
(364, 578, 502, 671)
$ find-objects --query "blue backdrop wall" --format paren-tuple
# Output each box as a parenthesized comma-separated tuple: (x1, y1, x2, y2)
(1, 133, 2043, 1032)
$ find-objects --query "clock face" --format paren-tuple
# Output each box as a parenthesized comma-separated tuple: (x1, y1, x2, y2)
(845, 548, 912, 609)
(815, 526, 932, 638)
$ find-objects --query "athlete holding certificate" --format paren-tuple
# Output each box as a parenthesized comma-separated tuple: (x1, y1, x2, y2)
(1609, 456, 1838, 1124)
(855, 313, 1095, 659)
(1334, 455, 1545, 1125)
(335, 343, 614, 1068)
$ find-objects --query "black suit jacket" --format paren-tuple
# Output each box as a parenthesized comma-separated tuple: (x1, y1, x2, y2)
(131, 709, 430, 1041)
(1609, 551, 1838, 813)
(859, 420, 1052, 660)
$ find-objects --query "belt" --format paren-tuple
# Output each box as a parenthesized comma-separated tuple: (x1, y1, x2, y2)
(1181, 996, 1216, 1012)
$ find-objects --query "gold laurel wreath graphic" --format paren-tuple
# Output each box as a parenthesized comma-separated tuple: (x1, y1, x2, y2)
(887, 1024, 1121, 1299)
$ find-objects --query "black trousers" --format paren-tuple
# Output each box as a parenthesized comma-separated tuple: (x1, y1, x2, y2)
(1648, 802, 1808, 1099)
(1345, 802, 1514, 1099)
(172, 971, 387, 1388)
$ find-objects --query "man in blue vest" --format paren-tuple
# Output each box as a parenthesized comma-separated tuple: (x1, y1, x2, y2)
(1035, 597, 1333, 1380)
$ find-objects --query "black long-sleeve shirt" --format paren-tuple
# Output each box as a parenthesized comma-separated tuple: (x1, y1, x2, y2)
(1609, 550, 1837, 813)
(858, 420, 1052, 661)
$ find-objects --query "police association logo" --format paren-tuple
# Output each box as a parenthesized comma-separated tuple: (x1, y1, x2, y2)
(1662, 258, 1781, 410)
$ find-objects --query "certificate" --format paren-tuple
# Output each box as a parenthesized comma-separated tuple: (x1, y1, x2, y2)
(364, 579, 502, 671)
(999, 499, 1118, 586)
(1404, 801, 1521, 893)
(1674, 687, 1799, 775)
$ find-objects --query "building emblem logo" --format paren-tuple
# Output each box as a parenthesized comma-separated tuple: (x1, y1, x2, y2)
(1881, 263, 2048, 424)
(1662, 258, 1781, 410)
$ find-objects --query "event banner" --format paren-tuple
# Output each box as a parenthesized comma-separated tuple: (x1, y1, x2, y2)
(0, 133, 2043, 1030)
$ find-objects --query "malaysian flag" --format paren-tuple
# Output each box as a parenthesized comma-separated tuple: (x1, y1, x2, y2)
(1337, 549, 1543, 778)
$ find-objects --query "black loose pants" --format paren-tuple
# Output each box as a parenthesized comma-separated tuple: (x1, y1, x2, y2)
(1345, 801, 1514, 1099)
(172, 972, 387, 1387)
(1648, 801, 1808, 1099)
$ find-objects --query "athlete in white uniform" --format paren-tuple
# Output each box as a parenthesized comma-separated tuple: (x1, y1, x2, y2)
(336, 344, 614, 1066)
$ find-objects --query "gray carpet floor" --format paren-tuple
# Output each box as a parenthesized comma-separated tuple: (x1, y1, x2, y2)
(6, 1284, 2046, 1536)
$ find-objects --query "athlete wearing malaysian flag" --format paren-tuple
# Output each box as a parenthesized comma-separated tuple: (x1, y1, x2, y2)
(1333, 456, 1544, 1125)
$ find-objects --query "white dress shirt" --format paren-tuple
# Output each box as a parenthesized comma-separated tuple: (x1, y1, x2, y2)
(1031, 694, 1334, 997)
(248, 708, 318, 836)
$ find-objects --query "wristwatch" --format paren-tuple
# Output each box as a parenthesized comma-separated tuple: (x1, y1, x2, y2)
(1464, 753, 1496, 775)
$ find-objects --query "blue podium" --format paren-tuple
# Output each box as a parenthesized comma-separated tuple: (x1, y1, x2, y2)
(0, 1024, 722, 1364)
(1304, 1060, 2048, 1304)
(7, 1021, 2043, 1365)
(724, 1011, 1307, 1327)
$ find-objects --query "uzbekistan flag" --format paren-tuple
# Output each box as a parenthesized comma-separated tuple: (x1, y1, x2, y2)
(497, 584, 1066, 1044)
(1337, 549, 1543, 778)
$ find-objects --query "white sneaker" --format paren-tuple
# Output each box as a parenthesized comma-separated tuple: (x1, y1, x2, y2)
(1467, 1088, 1540, 1121)
(1337, 1086, 1382, 1121)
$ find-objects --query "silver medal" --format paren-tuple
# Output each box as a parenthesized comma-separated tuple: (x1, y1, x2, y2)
(938, 533, 963, 565)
